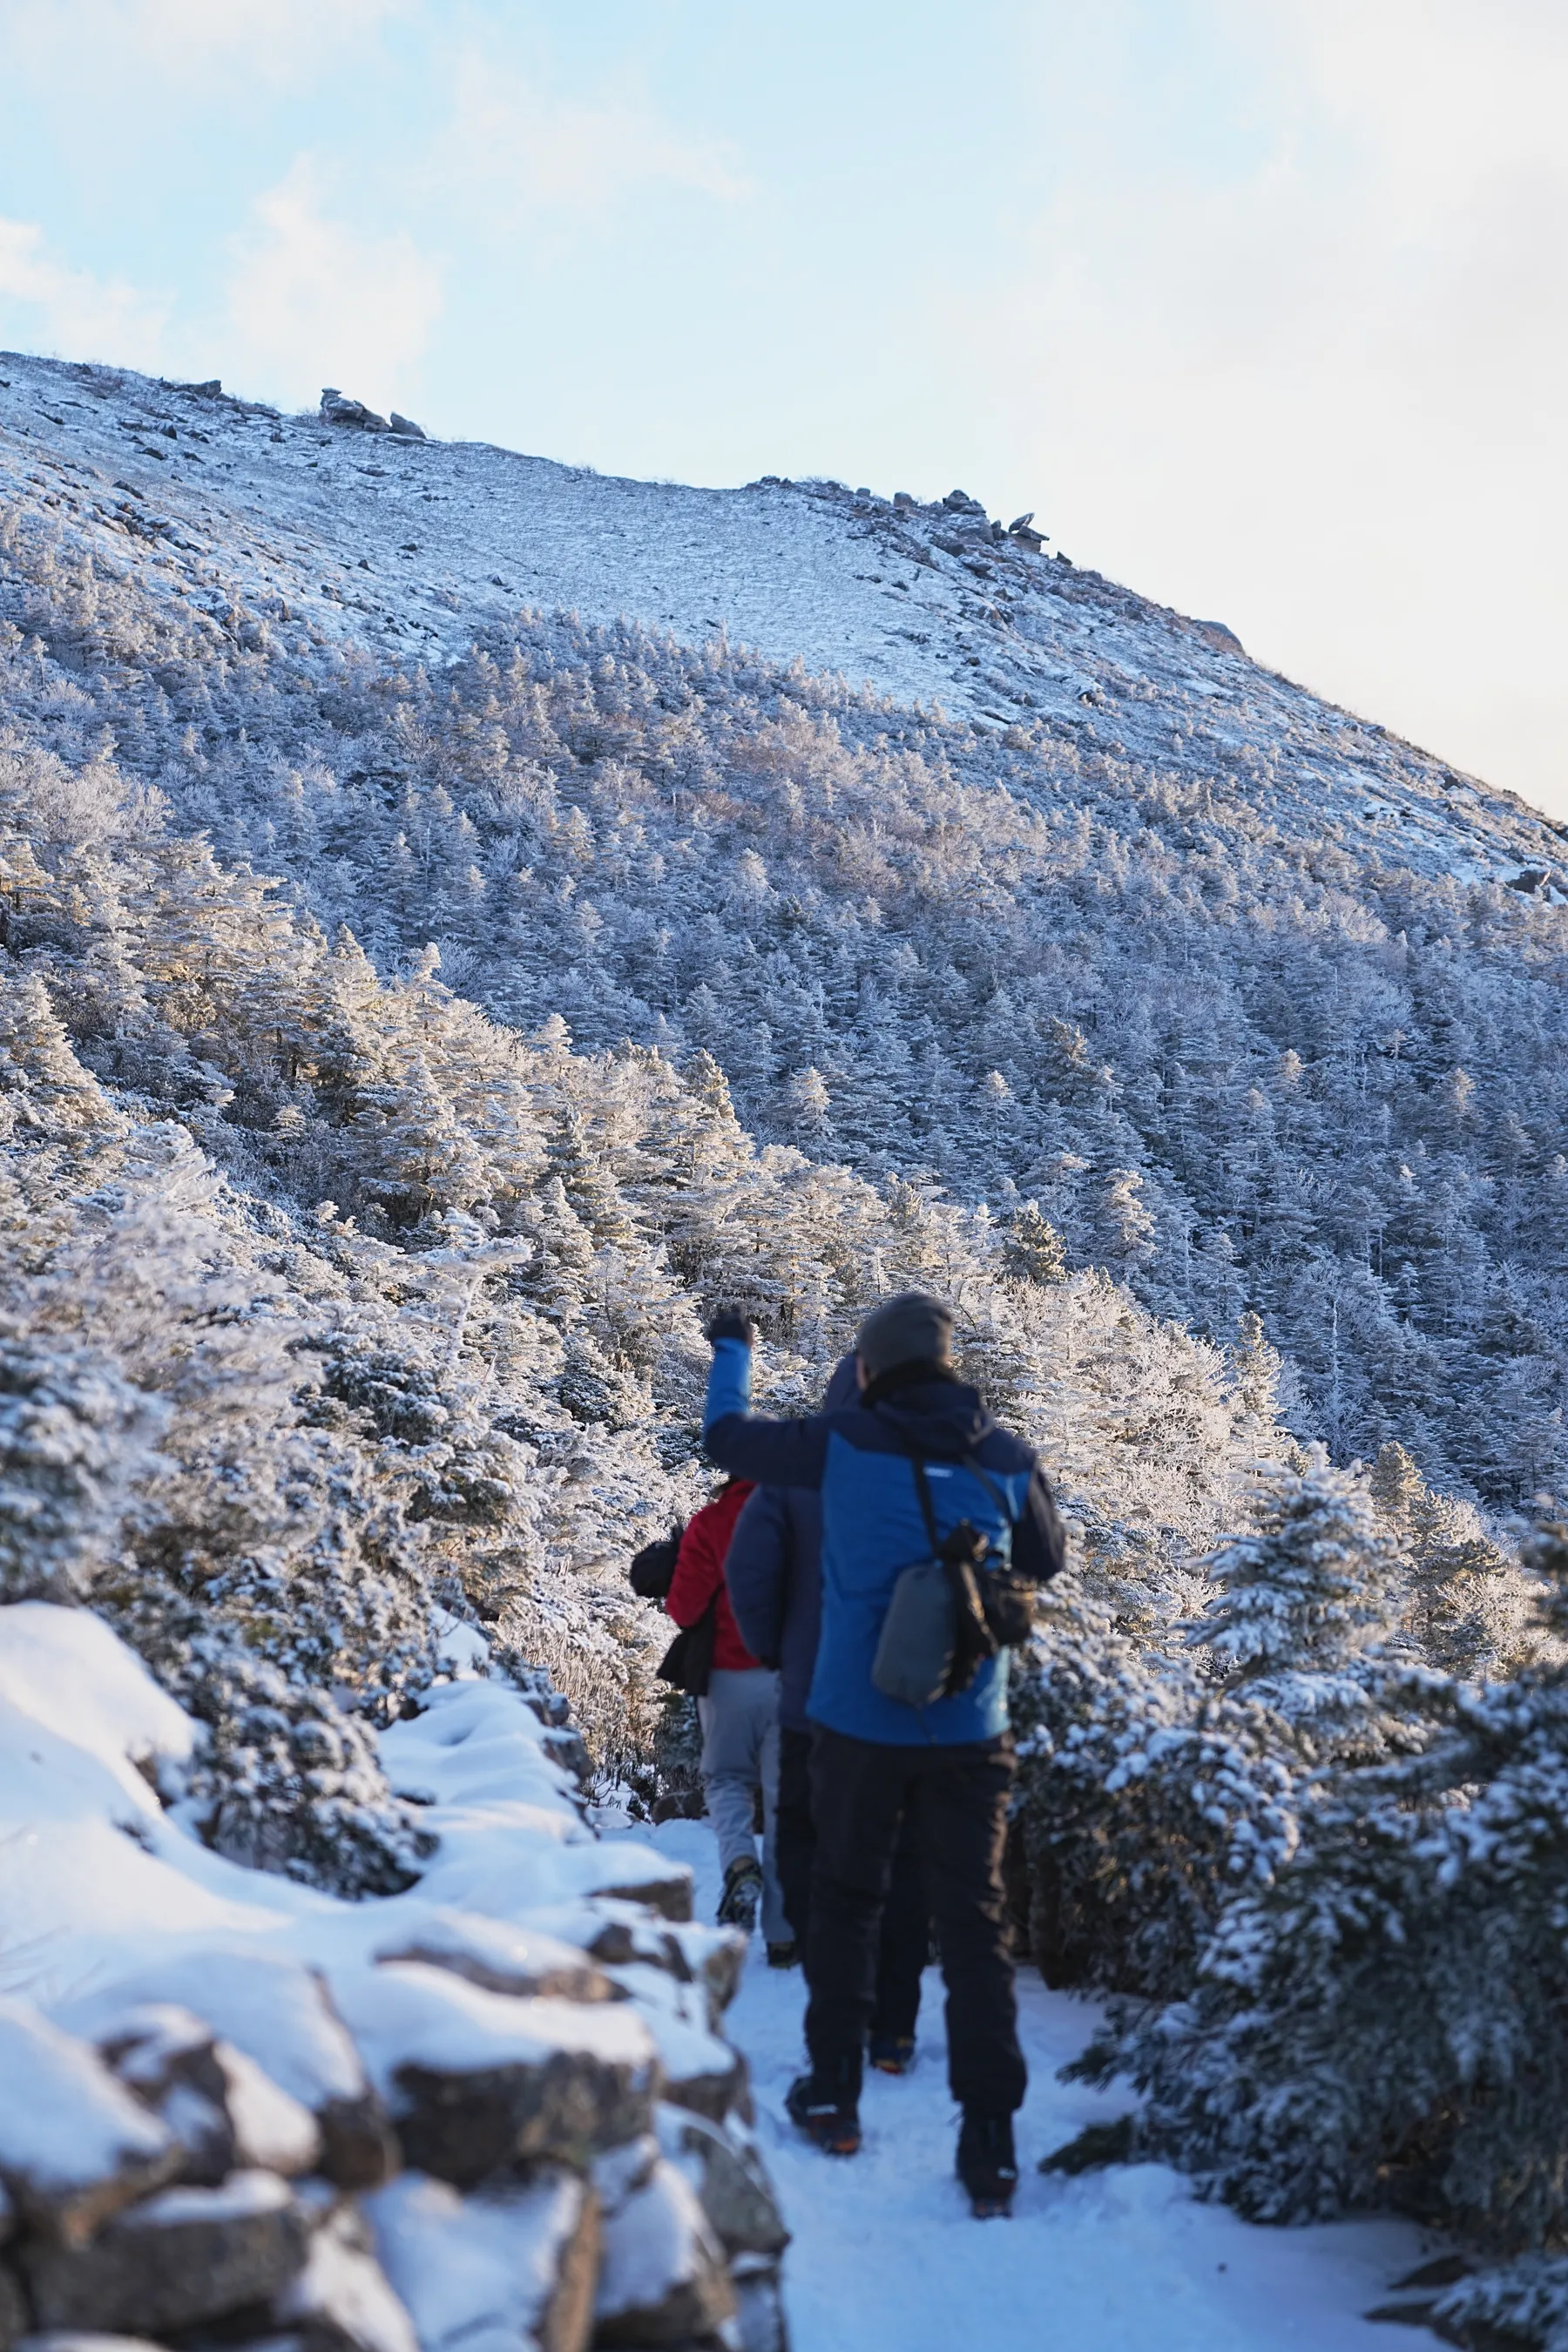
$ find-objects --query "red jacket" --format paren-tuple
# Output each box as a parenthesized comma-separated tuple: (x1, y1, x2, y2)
(666, 1479, 760, 1673)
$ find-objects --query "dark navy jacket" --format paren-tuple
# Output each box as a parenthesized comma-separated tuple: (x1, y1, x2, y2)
(725, 1355, 859, 1734)
(704, 1340, 1065, 1746)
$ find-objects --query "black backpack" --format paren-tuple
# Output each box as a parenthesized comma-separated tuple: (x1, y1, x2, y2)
(626, 1521, 720, 1700)
(627, 1524, 685, 1601)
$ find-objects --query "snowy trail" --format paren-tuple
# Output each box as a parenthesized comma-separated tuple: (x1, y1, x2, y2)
(629, 1816, 1428, 2352)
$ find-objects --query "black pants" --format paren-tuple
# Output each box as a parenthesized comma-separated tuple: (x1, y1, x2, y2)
(777, 1726, 928, 2041)
(804, 1726, 1024, 2114)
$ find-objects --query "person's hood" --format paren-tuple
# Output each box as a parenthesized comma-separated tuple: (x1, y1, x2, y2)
(862, 1376, 995, 1461)
(823, 1353, 859, 1410)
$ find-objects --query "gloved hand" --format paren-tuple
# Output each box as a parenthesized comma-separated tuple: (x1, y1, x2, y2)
(706, 1308, 755, 1347)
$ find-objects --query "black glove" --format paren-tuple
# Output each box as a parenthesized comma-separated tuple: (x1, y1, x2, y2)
(706, 1309, 755, 1347)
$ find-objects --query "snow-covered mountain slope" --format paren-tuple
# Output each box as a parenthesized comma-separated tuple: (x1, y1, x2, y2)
(2, 348, 1559, 891)
(8, 342, 1568, 1505)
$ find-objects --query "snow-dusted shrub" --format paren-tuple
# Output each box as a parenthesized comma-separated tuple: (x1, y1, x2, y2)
(1011, 1591, 1296, 1999)
(1075, 1525, 1568, 2247)
(1429, 2256, 1568, 2351)
(0, 1335, 156, 1601)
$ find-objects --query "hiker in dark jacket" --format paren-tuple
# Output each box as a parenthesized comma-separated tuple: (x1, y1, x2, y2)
(725, 1354, 929, 2066)
(666, 1477, 788, 1947)
(702, 1289, 1066, 2216)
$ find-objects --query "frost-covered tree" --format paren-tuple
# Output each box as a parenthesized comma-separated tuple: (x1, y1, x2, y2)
(0, 1335, 155, 1601)
(1012, 1589, 1297, 2000)
(1189, 1448, 1403, 1760)
(1078, 1521, 1568, 2250)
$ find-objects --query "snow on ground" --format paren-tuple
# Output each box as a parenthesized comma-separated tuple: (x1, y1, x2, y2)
(0, 1603, 687, 2031)
(625, 1813, 1431, 2352)
(3, 349, 1561, 889)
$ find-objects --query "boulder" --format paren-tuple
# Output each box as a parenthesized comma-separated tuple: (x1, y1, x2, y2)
(668, 1927, 745, 2027)
(98, 2003, 321, 2183)
(0, 1998, 179, 2247)
(24, 2171, 307, 2335)
(318, 2095, 402, 2193)
(388, 415, 426, 442)
(57, 1955, 396, 2192)
(632, 2011, 747, 2128)
(367, 2170, 601, 2352)
(370, 1913, 618, 2007)
(523, 1910, 741, 2027)
(582, 1867, 692, 1925)
(591, 2159, 733, 2349)
(653, 2109, 787, 2261)
(334, 1965, 657, 2187)
(320, 390, 389, 433)
(276, 2203, 419, 2352)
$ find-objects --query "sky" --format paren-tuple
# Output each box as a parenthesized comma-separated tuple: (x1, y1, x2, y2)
(1, 0, 1565, 816)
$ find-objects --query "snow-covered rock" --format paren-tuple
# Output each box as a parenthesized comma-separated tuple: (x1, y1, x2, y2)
(21, 2171, 306, 2335)
(591, 2158, 734, 2348)
(366, 1911, 617, 2006)
(276, 2200, 420, 2352)
(0, 1605, 776, 2340)
(94, 2004, 322, 2182)
(58, 1958, 395, 2193)
(367, 2171, 600, 2352)
(0, 2002, 179, 2247)
(655, 2105, 788, 2261)
(333, 1963, 658, 2186)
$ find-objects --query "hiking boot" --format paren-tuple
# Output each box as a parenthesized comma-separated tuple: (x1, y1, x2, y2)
(717, 1855, 763, 1930)
(717, 1855, 763, 1932)
(766, 1939, 800, 1970)
(868, 2031, 916, 2075)
(787, 2069, 862, 2156)
(957, 2110, 1018, 2217)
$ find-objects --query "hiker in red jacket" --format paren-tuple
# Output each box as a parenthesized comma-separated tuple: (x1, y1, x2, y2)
(666, 1477, 789, 1950)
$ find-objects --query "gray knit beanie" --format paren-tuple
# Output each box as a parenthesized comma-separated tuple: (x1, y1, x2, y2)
(855, 1290, 955, 1380)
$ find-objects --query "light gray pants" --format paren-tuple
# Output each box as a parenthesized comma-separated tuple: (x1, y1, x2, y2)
(699, 1667, 788, 1944)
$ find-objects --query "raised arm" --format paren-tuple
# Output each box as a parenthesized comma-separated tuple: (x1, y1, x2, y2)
(702, 1323, 831, 1490)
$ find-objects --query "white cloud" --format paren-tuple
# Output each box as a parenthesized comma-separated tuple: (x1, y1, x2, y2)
(983, 0, 1568, 810)
(0, 219, 172, 369)
(0, 0, 409, 91)
(424, 47, 751, 230)
(223, 160, 443, 416)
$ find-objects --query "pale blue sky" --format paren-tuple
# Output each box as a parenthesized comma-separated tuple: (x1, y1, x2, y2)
(3, 1, 1565, 813)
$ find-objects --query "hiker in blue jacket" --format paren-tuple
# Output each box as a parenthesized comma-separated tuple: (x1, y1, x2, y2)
(725, 1353, 931, 2068)
(703, 1289, 1065, 2217)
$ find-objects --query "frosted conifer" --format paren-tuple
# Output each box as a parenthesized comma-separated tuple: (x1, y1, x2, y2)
(1190, 1446, 1402, 1760)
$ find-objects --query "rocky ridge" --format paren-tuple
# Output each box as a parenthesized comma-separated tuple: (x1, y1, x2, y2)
(1, 350, 1559, 896)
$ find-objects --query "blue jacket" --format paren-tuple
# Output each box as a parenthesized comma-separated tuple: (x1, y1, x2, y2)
(704, 1341, 1066, 1747)
(724, 1355, 859, 1734)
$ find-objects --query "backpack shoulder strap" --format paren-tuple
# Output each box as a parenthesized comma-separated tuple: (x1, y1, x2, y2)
(960, 1454, 1017, 1526)
(871, 1406, 1017, 1544)
(909, 1456, 943, 1552)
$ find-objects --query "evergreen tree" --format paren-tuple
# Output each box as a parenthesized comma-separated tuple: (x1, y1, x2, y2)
(1190, 1448, 1402, 1761)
